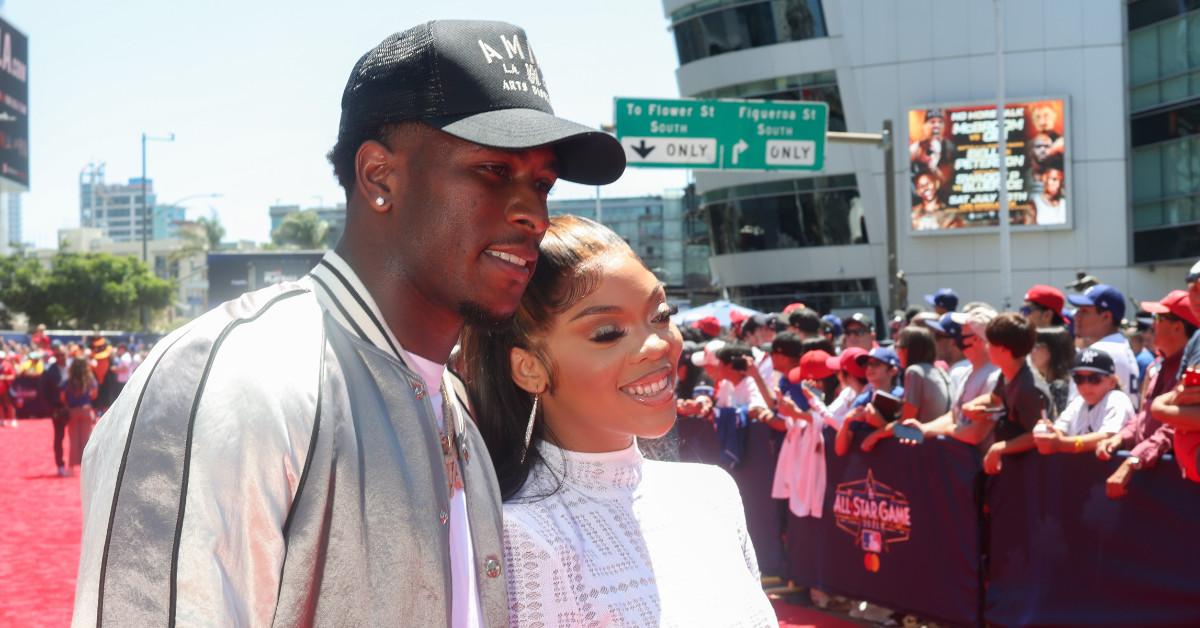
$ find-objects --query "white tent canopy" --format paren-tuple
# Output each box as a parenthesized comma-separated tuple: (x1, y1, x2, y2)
(671, 300, 763, 328)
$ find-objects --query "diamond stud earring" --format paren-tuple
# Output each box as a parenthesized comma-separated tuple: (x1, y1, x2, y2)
(375, 196, 386, 206)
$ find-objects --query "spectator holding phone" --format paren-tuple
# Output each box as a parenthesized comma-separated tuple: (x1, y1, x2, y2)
(712, 344, 772, 467)
(799, 347, 868, 432)
(1150, 260, 1200, 482)
(962, 313, 1056, 474)
(1032, 350, 1134, 455)
(1097, 289, 1196, 497)
(861, 326, 951, 451)
(835, 347, 903, 456)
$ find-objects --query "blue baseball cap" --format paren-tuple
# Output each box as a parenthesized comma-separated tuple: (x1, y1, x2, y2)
(924, 311, 968, 340)
(820, 314, 843, 337)
(856, 347, 901, 369)
(924, 288, 958, 311)
(1066, 284, 1126, 322)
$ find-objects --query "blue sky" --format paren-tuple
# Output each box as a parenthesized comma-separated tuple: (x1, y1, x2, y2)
(4, 0, 688, 248)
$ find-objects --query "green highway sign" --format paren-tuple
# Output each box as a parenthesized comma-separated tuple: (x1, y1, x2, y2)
(613, 97, 828, 171)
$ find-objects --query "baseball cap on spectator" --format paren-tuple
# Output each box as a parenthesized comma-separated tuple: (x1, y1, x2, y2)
(820, 314, 843, 338)
(842, 312, 874, 330)
(740, 313, 773, 337)
(856, 346, 901, 369)
(925, 311, 969, 341)
(925, 288, 959, 311)
(690, 316, 721, 339)
(1024, 284, 1065, 314)
(782, 302, 807, 315)
(1071, 348, 1115, 375)
(788, 349, 837, 383)
(690, 339, 726, 367)
(1066, 284, 1126, 323)
(1141, 290, 1200, 328)
(830, 347, 868, 380)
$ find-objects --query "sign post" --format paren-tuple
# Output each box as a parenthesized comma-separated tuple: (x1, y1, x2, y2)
(614, 97, 828, 172)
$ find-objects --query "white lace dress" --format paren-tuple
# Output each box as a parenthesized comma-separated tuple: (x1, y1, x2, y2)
(501, 441, 777, 627)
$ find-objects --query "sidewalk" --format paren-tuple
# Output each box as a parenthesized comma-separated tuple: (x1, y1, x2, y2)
(0, 419, 81, 627)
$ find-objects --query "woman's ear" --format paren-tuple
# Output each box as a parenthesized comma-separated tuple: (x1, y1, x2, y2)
(510, 346, 548, 395)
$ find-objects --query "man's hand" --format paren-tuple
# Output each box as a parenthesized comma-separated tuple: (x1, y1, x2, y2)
(897, 418, 926, 446)
(983, 442, 1005, 475)
(1105, 459, 1136, 499)
(1095, 434, 1123, 461)
(1032, 421, 1060, 455)
(961, 400, 992, 423)
(1175, 383, 1200, 407)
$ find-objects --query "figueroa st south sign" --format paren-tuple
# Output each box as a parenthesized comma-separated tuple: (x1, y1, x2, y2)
(614, 97, 827, 172)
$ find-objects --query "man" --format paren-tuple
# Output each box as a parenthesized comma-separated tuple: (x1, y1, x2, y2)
(925, 311, 968, 372)
(909, 108, 956, 179)
(43, 344, 69, 476)
(691, 315, 721, 341)
(31, 323, 51, 352)
(109, 343, 133, 403)
(1097, 290, 1196, 497)
(842, 312, 877, 352)
(73, 20, 625, 627)
(900, 307, 1000, 446)
(788, 308, 822, 340)
(820, 314, 843, 348)
(925, 288, 958, 315)
(962, 313, 1056, 474)
(1021, 284, 1066, 328)
(1151, 260, 1200, 483)
(738, 313, 778, 383)
(0, 351, 15, 428)
(1068, 284, 1140, 405)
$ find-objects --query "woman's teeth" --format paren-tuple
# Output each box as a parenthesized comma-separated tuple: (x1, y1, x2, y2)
(623, 374, 671, 397)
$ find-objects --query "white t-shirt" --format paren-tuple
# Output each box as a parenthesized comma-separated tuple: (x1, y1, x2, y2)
(752, 346, 775, 384)
(1090, 333, 1141, 409)
(951, 361, 1001, 425)
(1033, 194, 1066, 225)
(1053, 388, 1134, 436)
(402, 349, 482, 628)
(716, 376, 768, 410)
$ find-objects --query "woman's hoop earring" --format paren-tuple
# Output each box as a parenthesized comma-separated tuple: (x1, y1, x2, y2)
(520, 394, 539, 464)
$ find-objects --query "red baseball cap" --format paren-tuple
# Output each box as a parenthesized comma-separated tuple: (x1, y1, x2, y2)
(788, 350, 836, 383)
(1141, 290, 1200, 328)
(782, 302, 807, 315)
(833, 347, 868, 380)
(691, 316, 721, 338)
(1024, 284, 1065, 313)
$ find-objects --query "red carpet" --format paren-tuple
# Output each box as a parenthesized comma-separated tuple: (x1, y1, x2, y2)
(0, 419, 855, 627)
(0, 418, 81, 627)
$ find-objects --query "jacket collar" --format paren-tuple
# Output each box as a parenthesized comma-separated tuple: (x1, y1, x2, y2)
(309, 251, 407, 366)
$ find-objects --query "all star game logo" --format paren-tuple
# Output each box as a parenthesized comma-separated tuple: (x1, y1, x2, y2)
(832, 470, 912, 572)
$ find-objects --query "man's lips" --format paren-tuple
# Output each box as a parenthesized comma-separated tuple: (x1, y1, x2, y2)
(481, 245, 537, 279)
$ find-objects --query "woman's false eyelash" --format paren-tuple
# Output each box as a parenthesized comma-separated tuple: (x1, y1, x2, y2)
(590, 327, 627, 343)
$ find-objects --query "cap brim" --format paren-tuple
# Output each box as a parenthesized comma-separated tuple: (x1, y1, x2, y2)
(923, 319, 948, 334)
(1140, 301, 1170, 314)
(433, 108, 626, 185)
(924, 295, 936, 305)
(1066, 294, 1095, 307)
(1071, 366, 1112, 375)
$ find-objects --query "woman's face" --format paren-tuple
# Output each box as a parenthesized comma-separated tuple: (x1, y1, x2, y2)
(1029, 342, 1051, 375)
(526, 253, 683, 453)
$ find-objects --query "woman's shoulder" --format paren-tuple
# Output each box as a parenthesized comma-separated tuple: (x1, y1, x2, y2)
(642, 459, 742, 502)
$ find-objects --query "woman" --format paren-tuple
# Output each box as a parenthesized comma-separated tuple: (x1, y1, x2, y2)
(460, 215, 775, 627)
(1030, 325, 1075, 414)
(859, 326, 950, 451)
(62, 356, 98, 474)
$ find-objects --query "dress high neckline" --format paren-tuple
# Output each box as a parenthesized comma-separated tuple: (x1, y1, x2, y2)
(535, 439, 645, 492)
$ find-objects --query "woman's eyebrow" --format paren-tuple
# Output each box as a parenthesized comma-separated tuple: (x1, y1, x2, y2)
(570, 304, 622, 321)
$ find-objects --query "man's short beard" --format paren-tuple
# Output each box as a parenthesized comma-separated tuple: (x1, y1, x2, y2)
(458, 300, 513, 328)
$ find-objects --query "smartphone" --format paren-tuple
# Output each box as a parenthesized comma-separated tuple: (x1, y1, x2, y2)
(893, 423, 925, 443)
(1184, 367, 1200, 387)
(871, 390, 903, 422)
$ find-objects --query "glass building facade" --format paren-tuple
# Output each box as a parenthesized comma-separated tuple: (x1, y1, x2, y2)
(670, 0, 827, 65)
(701, 174, 864, 255)
(1128, 0, 1200, 262)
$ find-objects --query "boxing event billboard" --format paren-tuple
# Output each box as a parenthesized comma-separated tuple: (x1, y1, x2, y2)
(906, 98, 1069, 235)
(0, 17, 28, 190)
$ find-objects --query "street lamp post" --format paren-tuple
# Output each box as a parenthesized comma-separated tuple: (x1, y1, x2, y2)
(140, 131, 175, 265)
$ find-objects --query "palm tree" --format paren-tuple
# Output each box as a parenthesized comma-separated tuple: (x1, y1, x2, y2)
(271, 210, 330, 250)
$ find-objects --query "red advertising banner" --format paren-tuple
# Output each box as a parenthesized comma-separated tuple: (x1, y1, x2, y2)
(907, 98, 1067, 233)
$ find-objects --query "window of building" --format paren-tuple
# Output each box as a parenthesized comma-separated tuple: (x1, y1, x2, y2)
(695, 70, 846, 131)
(703, 174, 865, 255)
(730, 278, 879, 324)
(1128, 8, 1200, 112)
(1130, 0, 1200, 31)
(672, 0, 827, 65)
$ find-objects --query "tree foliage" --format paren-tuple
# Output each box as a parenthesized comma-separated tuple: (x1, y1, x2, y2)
(271, 210, 329, 250)
(197, 212, 226, 250)
(0, 252, 175, 329)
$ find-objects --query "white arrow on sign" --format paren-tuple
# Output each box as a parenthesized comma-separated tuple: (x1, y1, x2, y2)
(732, 139, 749, 165)
(621, 137, 718, 165)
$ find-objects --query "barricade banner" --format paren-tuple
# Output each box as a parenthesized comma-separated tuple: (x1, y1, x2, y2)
(787, 430, 982, 626)
(985, 451, 1200, 627)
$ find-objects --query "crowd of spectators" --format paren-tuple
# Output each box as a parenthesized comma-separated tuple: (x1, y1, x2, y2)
(672, 259, 1200, 619)
(0, 327, 153, 476)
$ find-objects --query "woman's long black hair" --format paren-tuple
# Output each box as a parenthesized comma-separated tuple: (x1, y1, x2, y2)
(459, 215, 637, 501)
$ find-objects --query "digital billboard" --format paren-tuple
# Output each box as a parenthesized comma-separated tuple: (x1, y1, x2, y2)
(0, 17, 28, 190)
(907, 98, 1068, 234)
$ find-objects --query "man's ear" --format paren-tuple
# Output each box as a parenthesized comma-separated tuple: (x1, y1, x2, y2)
(354, 137, 408, 214)
(510, 346, 549, 395)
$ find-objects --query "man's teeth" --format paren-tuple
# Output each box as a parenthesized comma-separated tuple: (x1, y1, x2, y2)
(624, 374, 671, 397)
(486, 250, 527, 267)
